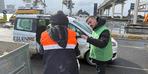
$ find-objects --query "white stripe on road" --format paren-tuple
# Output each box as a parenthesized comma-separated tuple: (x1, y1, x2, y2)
(111, 65, 148, 71)
(119, 45, 146, 50)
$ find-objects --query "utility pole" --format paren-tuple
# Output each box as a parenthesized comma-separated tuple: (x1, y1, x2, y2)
(133, 0, 139, 24)
(94, 3, 98, 16)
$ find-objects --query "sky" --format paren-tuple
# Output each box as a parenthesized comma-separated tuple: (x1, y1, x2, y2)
(4, 0, 137, 16)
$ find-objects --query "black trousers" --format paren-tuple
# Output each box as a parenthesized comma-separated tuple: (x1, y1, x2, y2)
(93, 59, 107, 74)
(43, 49, 79, 74)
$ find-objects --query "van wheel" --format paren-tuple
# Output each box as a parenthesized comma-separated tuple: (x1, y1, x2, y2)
(85, 51, 96, 66)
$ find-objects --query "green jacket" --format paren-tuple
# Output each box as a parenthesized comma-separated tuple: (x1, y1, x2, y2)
(89, 25, 113, 61)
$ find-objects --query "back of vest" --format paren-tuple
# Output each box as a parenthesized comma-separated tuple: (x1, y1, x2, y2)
(40, 28, 77, 50)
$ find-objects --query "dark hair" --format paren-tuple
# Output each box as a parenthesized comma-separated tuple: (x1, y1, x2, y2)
(50, 11, 69, 26)
(86, 16, 96, 22)
(57, 10, 64, 14)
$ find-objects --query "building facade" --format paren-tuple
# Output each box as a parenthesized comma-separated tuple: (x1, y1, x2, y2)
(0, 0, 5, 13)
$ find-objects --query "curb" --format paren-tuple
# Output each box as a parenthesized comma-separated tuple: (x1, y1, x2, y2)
(111, 33, 148, 40)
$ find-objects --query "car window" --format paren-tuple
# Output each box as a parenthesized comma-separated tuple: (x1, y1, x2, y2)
(68, 23, 85, 36)
(73, 20, 92, 34)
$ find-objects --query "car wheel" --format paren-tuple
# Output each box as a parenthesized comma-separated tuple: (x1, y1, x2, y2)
(85, 51, 96, 66)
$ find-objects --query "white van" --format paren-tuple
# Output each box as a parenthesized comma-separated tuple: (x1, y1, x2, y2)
(13, 16, 118, 65)
(13, 14, 50, 54)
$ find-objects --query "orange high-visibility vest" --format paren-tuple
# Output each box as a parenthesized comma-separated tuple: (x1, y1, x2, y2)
(40, 28, 77, 50)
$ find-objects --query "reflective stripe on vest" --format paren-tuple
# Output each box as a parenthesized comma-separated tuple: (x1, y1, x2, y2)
(43, 44, 76, 50)
(40, 28, 77, 50)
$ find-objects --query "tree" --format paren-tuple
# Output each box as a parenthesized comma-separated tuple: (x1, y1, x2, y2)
(62, 0, 74, 16)
(32, 0, 46, 8)
(76, 9, 83, 16)
(76, 9, 90, 16)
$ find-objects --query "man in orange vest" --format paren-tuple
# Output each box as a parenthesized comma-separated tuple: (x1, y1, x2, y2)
(40, 11, 79, 74)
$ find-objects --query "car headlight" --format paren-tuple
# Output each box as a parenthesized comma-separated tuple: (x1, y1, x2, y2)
(112, 42, 116, 46)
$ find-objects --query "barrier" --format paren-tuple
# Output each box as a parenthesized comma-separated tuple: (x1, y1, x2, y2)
(0, 41, 32, 74)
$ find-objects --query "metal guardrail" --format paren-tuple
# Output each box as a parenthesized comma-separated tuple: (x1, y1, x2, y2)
(106, 21, 127, 35)
(0, 41, 32, 74)
(125, 26, 148, 34)
(107, 21, 148, 34)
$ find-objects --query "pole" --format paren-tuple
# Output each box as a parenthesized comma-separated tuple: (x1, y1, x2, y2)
(112, 2, 115, 18)
(101, 9, 105, 16)
(120, 3, 124, 19)
(133, 0, 139, 24)
(94, 3, 98, 16)
(108, 9, 110, 16)
(44, 0, 46, 14)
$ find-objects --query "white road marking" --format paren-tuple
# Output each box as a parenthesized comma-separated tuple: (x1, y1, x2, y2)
(111, 65, 148, 71)
(119, 45, 146, 50)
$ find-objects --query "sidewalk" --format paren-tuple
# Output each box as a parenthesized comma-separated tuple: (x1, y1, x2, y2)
(0, 23, 13, 28)
(0, 28, 13, 42)
(111, 32, 148, 40)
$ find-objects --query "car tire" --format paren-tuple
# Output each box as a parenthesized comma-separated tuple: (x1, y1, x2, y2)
(85, 51, 96, 66)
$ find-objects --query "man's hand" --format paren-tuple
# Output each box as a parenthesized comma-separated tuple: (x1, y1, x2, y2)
(81, 35, 88, 40)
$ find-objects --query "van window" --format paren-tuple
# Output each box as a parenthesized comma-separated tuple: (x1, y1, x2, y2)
(38, 19, 46, 26)
(15, 18, 36, 32)
(16, 18, 33, 31)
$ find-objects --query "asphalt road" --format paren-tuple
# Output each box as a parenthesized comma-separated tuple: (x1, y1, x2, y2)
(30, 40, 148, 74)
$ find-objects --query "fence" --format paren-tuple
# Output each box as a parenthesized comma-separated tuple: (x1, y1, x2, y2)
(0, 41, 32, 74)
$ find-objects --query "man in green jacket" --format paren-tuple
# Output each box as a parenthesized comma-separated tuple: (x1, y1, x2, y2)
(81, 16, 113, 74)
